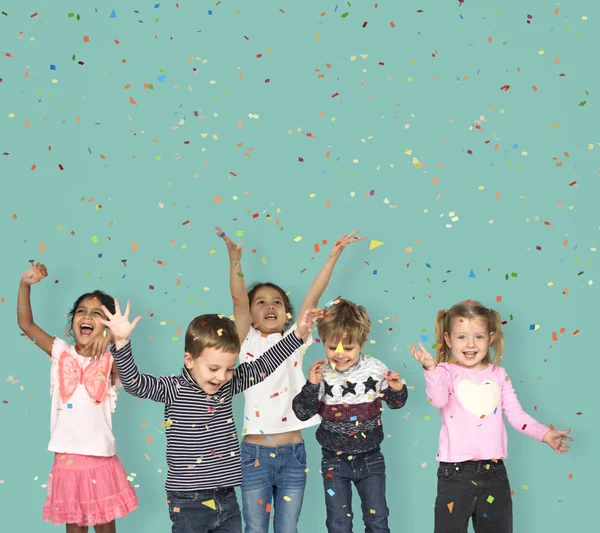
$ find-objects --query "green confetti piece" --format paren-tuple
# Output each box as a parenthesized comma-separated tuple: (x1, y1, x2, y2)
(91, 235, 99, 244)
(521, 485, 529, 490)
(236, 230, 244, 237)
(487, 495, 495, 504)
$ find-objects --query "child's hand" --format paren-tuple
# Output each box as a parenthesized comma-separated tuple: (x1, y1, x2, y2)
(383, 370, 404, 391)
(90, 330, 114, 361)
(410, 342, 437, 371)
(295, 308, 324, 342)
(542, 429, 573, 454)
(308, 360, 327, 385)
(20, 262, 48, 286)
(330, 230, 365, 259)
(215, 226, 243, 262)
(97, 299, 141, 347)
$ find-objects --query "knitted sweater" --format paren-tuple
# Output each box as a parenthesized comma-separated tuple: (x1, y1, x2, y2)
(292, 354, 407, 453)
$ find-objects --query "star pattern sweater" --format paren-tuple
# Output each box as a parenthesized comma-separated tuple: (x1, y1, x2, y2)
(292, 354, 408, 453)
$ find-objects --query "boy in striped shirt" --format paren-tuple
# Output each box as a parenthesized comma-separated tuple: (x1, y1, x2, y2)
(100, 299, 321, 533)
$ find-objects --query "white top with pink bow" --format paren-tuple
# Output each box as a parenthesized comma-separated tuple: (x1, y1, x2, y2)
(48, 337, 118, 456)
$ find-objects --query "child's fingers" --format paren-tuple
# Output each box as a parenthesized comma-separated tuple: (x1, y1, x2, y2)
(100, 305, 114, 320)
(124, 300, 131, 318)
(131, 315, 142, 329)
(114, 299, 122, 316)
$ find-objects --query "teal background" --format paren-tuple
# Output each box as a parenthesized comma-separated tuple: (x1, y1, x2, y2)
(1, 1, 596, 530)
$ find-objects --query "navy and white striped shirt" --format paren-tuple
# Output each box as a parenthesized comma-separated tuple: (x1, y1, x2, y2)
(112, 333, 303, 491)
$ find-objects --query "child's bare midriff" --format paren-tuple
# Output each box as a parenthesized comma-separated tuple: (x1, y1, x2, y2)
(243, 429, 303, 446)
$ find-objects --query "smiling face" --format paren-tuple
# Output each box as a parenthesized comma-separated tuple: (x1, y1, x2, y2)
(71, 296, 110, 350)
(185, 347, 238, 395)
(323, 337, 363, 372)
(249, 285, 289, 335)
(444, 317, 495, 372)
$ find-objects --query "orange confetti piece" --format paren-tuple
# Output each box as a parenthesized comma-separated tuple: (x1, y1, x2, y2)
(496, 296, 502, 302)
(146, 436, 154, 444)
(552, 332, 558, 342)
(447, 502, 454, 513)
(431, 176, 439, 184)
(12, 214, 17, 220)
(212, 196, 223, 203)
(568, 473, 573, 480)
(266, 503, 271, 513)
(325, 199, 331, 208)
(554, 56, 560, 64)
(390, 21, 396, 28)
(314, 243, 321, 253)
(24, 119, 30, 128)
(83, 36, 90, 43)
(39, 243, 46, 253)
(129, 96, 138, 105)
(132, 242, 139, 253)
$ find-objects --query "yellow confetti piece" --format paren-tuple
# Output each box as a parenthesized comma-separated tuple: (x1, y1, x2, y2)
(335, 341, 344, 353)
(521, 485, 529, 490)
(294, 236, 302, 242)
(284, 496, 292, 502)
(202, 500, 216, 510)
(369, 240, 384, 250)
(370, 509, 376, 514)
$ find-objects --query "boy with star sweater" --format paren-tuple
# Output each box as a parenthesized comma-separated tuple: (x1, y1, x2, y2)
(292, 299, 408, 533)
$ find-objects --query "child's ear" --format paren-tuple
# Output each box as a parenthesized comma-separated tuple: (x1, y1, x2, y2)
(443, 331, 452, 349)
(183, 352, 194, 369)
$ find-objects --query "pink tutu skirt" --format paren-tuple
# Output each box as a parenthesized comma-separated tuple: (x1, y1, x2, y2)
(42, 453, 138, 526)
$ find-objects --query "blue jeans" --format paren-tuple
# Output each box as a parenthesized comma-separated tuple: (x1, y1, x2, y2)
(434, 460, 513, 533)
(240, 441, 307, 533)
(167, 488, 242, 533)
(321, 448, 390, 533)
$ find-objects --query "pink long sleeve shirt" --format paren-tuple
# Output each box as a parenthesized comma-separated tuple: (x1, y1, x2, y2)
(424, 363, 549, 462)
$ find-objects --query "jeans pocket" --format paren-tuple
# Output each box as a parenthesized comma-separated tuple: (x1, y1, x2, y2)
(494, 463, 509, 481)
(321, 457, 340, 479)
(364, 452, 386, 475)
(167, 491, 197, 511)
(241, 448, 258, 468)
(437, 465, 458, 481)
(292, 445, 307, 467)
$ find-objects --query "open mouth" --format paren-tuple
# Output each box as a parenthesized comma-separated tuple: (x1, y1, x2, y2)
(206, 381, 220, 389)
(463, 351, 477, 359)
(79, 324, 94, 336)
(264, 313, 278, 320)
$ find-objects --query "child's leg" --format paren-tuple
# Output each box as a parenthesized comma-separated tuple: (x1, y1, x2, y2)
(168, 490, 219, 533)
(66, 525, 88, 533)
(472, 462, 513, 533)
(93, 521, 116, 533)
(354, 449, 390, 533)
(322, 451, 354, 533)
(241, 443, 275, 533)
(212, 489, 242, 533)
(272, 442, 308, 533)
(434, 463, 479, 533)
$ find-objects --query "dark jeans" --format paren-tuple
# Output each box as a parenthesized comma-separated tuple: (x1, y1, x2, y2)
(434, 460, 513, 533)
(167, 488, 242, 533)
(321, 447, 390, 533)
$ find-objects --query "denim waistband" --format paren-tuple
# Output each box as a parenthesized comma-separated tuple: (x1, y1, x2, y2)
(321, 446, 381, 459)
(439, 459, 504, 473)
(241, 441, 305, 454)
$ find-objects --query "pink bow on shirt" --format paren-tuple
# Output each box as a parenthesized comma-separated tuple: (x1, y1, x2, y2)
(58, 351, 111, 405)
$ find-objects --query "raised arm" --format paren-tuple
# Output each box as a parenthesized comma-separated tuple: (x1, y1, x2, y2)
(292, 359, 326, 420)
(17, 263, 54, 355)
(410, 342, 450, 407)
(216, 226, 251, 341)
(100, 300, 176, 404)
(297, 230, 365, 320)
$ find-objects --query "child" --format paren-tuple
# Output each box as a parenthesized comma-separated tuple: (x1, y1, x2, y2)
(216, 227, 364, 533)
(292, 299, 408, 533)
(16, 262, 138, 533)
(410, 300, 573, 533)
(99, 299, 321, 533)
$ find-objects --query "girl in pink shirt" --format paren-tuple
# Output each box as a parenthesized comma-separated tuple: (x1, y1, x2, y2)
(17, 263, 138, 533)
(410, 300, 572, 533)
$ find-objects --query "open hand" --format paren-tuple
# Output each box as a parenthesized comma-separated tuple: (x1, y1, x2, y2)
(308, 360, 327, 385)
(383, 370, 404, 391)
(215, 226, 243, 262)
(97, 299, 141, 346)
(20, 262, 48, 286)
(542, 429, 573, 454)
(410, 342, 437, 371)
(330, 230, 365, 259)
(295, 307, 324, 342)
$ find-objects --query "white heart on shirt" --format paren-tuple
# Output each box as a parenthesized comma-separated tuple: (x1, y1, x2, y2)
(456, 379, 500, 418)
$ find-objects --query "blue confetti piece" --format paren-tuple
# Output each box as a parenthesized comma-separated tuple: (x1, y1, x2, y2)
(493, 407, 497, 415)
(349, 416, 357, 421)
(420, 334, 429, 343)
(121, 274, 126, 279)
(373, 270, 377, 275)
(512, 144, 518, 149)
(469, 269, 476, 278)
(157, 74, 166, 82)
(327, 488, 335, 496)
(154, 3, 160, 8)
(109, 9, 117, 18)
(208, 10, 212, 15)
(425, 263, 432, 268)
(67, 403, 73, 409)
(529, 324, 536, 330)
(483, 513, 488, 518)
(98, 253, 102, 258)
(50, 64, 56, 70)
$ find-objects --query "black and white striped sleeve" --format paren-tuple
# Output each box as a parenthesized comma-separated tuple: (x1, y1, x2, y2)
(231, 332, 303, 395)
(112, 342, 178, 405)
